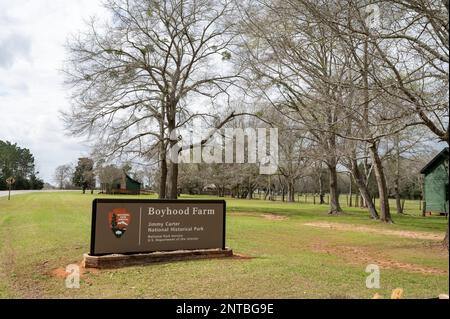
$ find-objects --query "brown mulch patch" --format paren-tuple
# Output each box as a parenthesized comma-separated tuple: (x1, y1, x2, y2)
(230, 211, 288, 221)
(48, 261, 100, 279)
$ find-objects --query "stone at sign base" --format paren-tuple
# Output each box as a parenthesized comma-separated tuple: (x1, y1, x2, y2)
(83, 248, 233, 269)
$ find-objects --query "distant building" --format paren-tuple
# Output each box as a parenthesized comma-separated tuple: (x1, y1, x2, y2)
(420, 148, 449, 215)
(101, 172, 141, 195)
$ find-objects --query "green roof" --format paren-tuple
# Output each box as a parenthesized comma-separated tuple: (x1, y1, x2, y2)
(420, 148, 449, 175)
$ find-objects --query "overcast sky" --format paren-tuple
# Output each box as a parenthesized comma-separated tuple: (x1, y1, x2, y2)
(0, 0, 106, 184)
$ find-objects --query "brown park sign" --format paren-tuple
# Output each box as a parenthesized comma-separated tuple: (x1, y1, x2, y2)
(90, 199, 226, 256)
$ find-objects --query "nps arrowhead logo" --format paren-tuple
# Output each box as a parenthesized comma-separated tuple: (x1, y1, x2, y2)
(108, 208, 132, 238)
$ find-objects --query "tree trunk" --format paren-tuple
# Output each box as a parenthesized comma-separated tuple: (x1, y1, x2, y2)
(394, 134, 403, 214)
(395, 187, 403, 214)
(288, 180, 295, 202)
(360, 193, 366, 208)
(247, 187, 253, 199)
(351, 158, 379, 219)
(158, 103, 167, 199)
(328, 163, 343, 214)
(348, 174, 353, 207)
(159, 154, 167, 199)
(318, 162, 325, 204)
(267, 175, 273, 201)
(369, 142, 392, 223)
(166, 111, 178, 199)
(166, 157, 179, 199)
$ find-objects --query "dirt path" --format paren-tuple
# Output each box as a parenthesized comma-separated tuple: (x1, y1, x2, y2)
(311, 242, 448, 275)
(230, 211, 288, 220)
(0, 190, 76, 198)
(304, 222, 443, 241)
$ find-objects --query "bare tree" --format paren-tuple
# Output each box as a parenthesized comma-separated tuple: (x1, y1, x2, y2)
(53, 164, 73, 190)
(64, 0, 240, 199)
(277, 129, 311, 202)
(294, 0, 448, 222)
(97, 163, 123, 193)
(237, 0, 351, 213)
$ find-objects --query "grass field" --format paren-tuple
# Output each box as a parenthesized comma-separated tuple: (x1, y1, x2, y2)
(0, 192, 448, 299)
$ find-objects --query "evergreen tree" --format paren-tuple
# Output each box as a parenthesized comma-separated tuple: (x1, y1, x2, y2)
(0, 140, 44, 190)
(72, 158, 96, 193)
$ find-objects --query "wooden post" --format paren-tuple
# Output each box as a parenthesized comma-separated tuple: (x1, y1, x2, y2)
(313, 195, 316, 205)
(6, 177, 15, 201)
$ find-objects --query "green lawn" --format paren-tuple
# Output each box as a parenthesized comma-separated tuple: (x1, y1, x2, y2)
(0, 192, 448, 299)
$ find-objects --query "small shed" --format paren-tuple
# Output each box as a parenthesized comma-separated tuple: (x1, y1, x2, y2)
(111, 173, 141, 195)
(420, 147, 449, 215)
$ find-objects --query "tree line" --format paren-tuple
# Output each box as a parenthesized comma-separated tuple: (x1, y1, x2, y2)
(62, 0, 448, 227)
(54, 157, 151, 193)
